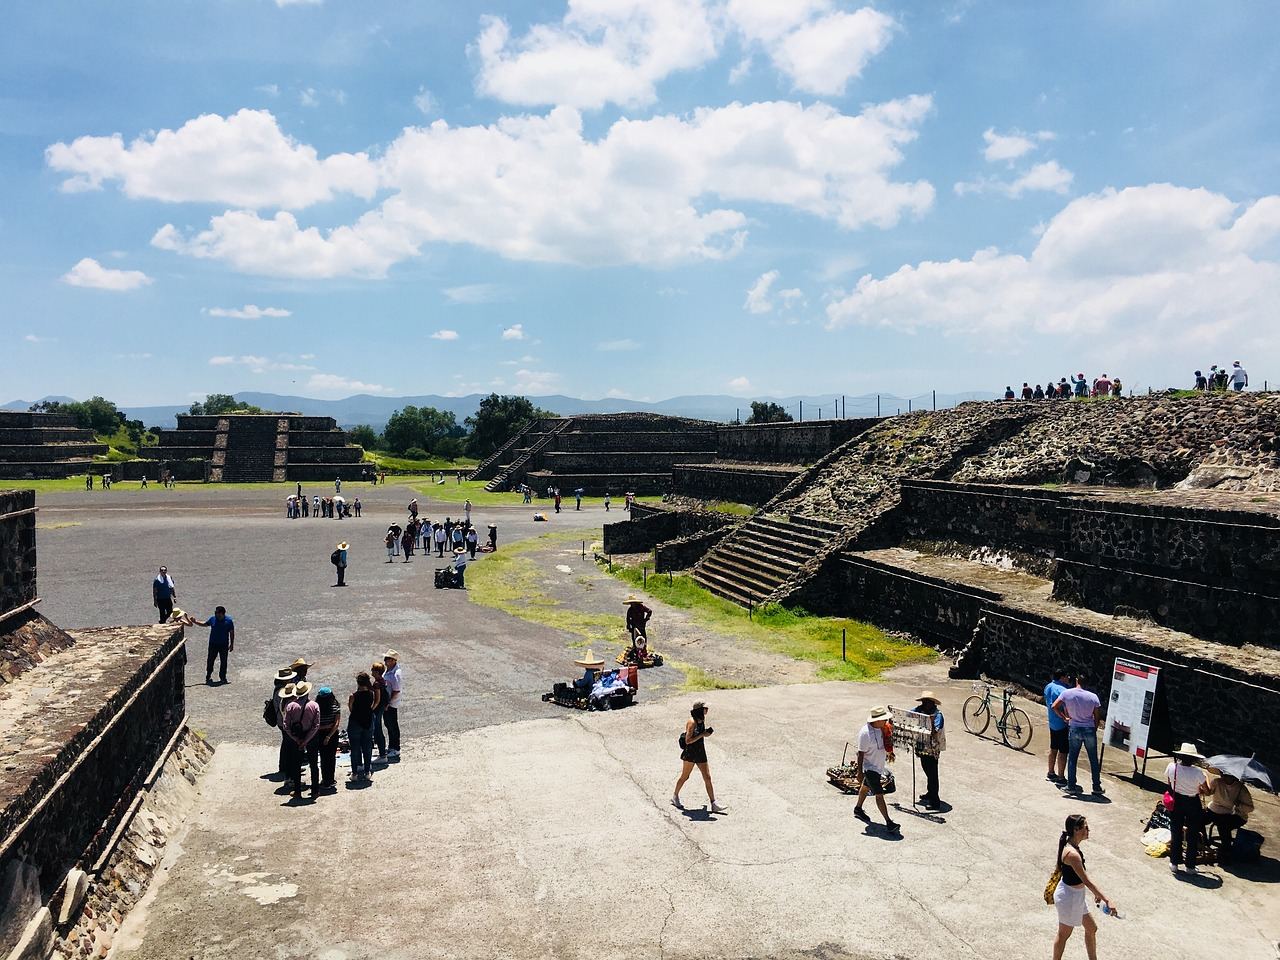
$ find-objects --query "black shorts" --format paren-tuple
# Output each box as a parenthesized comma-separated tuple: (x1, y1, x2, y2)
(1050, 727, 1069, 752)
(861, 769, 885, 795)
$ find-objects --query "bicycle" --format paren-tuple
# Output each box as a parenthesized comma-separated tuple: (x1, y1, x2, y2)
(962, 681, 1033, 750)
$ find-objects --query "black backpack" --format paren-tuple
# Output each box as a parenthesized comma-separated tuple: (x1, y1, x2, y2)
(263, 699, 277, 727)
(330, 549, 341, 566)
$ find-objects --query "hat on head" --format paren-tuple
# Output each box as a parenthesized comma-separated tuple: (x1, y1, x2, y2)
(916, 691, 942, 706)
(290, 658, 310, 670)
(383, 649, 399, 660)
(573, 649, 605, 669)
(337, 541, 349, 550)
(868, 705, 892, 723)
(622, 594, 644, 604)
(318, 686, 333, 696)
(454, 546, 467, 554)
(691, 700, 707, 711)
(274, 668, 297, 683)
(1173, 742, 1205, 761)
(280, 682, 297, 699)
(293, 681, 313, 698)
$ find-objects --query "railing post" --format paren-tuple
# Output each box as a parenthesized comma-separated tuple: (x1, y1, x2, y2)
(582, 540, 586, 559)
(932, 390, 936, 411)
(643, 566, 647, 588)
(842, 627, 846, 662)
(877, 395, 880, 418)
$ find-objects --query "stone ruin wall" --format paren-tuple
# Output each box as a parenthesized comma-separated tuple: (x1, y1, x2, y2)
(714, 418, 878, 464)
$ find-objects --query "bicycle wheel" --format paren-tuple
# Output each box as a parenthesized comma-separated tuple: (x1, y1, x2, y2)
(1001, 707, 1034, 751)
(962, 696, 990, 736)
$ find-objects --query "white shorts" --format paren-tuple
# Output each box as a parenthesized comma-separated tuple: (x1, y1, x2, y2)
(1054, 881, 1088, 927)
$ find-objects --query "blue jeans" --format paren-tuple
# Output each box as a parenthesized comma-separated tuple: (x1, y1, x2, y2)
(348, 721, 374, 776)
(1067, 727, 1101, 791)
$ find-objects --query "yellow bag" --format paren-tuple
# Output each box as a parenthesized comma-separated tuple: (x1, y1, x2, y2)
(1043, 867, 1061, 905)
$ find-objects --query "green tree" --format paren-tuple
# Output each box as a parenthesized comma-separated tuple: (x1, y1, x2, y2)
(382, 406, 458, 455)
(464, 394, 557, 458)
(189, 393, 265, 416)
(38, 396, 126, 434)
(745, 401, 793, 424)
(348, 424, 380, 449)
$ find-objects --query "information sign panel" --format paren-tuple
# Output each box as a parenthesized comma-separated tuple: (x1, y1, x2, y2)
(1104, 658, 1160, 758)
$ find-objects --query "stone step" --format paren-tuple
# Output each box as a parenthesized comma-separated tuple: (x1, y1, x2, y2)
(730, 526, 819, 561)
(697, 554, 788, 597)
(691, 566, 767, 606)
(728, 540, 813, 573)
(746, 516, 829, 548)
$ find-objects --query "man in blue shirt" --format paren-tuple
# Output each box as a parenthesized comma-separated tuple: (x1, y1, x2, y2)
(1043, 668, 1070, 784)
(189, 605, 235, 685)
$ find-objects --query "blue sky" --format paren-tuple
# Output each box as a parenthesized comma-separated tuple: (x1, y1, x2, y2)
(4, 1, 1279, 405)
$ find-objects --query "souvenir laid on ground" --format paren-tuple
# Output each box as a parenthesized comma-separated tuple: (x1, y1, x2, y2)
(542, 649, 637, 711)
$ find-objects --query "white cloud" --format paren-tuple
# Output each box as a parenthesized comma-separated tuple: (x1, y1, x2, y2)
(981, 127, 1056, 163)
(825, 185, 1280, 364)
(443, 283, 503, 304)
(956, 160, 1074, 198)
(299, 87, 320, 108)
(744, 270, 779, 313)
(413, 87, 436, 116)
(306, 373, 394, 395)
(512, 369, 559, 393)
(60, 257, 153, 291)
(276, 0, 322, 6)
(24, 334, 54, 343)
(207, 355, 314, 373)
(501, 324, 525, 340)
(257, 84, 280, 97)
(78, 95, 930, 278)
(47, 109, 377, 209)
(762, 7, 896, 96)
(597, 338, 640, 351)
(473, 1, 718, 111)
(728, 376, 751, 391)
(431, 329, 460, 340)
(204, 304, 292, 319)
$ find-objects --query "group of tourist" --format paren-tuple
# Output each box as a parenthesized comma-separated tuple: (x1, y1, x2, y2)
(267, 651, 404, 797)
(1193, 362, 1249, 391)
(1004, 374, 1123, 401)
(287, 493, 360, 518)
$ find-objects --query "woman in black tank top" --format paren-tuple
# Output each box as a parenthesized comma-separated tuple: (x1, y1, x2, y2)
(1051, 814, 1115, 959)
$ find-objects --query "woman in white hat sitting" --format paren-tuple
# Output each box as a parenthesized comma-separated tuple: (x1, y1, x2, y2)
(1165, 742, 1211, 875)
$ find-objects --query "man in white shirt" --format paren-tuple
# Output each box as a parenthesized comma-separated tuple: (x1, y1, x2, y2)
(452, 546, 468, 588)
(853, 706, 900, 834)
(383, 650, 402, 759)
(1230, 361, 1248, 391)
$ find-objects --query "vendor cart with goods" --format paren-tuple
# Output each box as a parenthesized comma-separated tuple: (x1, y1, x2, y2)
(543, 649, 638, 711)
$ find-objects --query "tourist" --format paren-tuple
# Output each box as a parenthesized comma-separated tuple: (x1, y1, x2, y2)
(487, 523, 498, 551)
(290, 657, 311, 683)
(140, 475, 148, 489)
(409, 497, 419, 519)
(1052, 674, 1104, 797)
(85, 473, 92, 490)
(604, 492, 612, 511)
(1073, 374, 1088, 397)
(451, 524, 465, 554)
(283, 681, 320, 800)
(1033, 384, 1045, 400)
(434, 522, 446, 557)
(301, 494, 309, 517)
(554, 490, 562, 513)
(1044, 668, 1071, 784)
(335, 476, 342, 493)
(353, 497, 361, 517)
(271, 668, 296, 779)
(465, 525, 478, 559)
(1110, 377, 1122, 397)
(333, 540, 348, 587)
(1194, 370, 1208, 391)
(152, 565, 177, 624)
(400, 524, 414, 562)
(1205, 769, 1254, 865)
(313, 495, 321, 517)
(1021, 382, 1033, 400)
(314, 686, 340, 790)
(911, 691, 945, 809)
(347, 671, 376, 783)
(672, 701, 726, 813)
(1051, 814, 1114, 960)
(452, 546, 468, 588)
(463, 498, 472, 525)
(1092, 373, 1112, 397)
(853, 705, 899, 834)
(1165, 742, 1210, 875)
(1230, 361, 1249, 391)
(277, 681, 298, 787)
(388, 521, 402, 557)
(1003, 386, 1015, 401)
(382, 649, 402, 759)
(444, 516, 455, 544)
(574, 488, 583, 510)
(385, 527, 397, 562)
(188, 604, 234, 685)
(371, 660, 389, 762)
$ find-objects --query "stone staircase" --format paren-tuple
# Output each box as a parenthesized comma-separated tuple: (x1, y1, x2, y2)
(485, 420, 571, 492)
(469, 423, 536, 482)
(221, 416, 280, 482)
(691, 514, 843, 606)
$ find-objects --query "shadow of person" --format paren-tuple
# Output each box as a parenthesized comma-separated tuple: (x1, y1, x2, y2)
(680, 807, 716, 822)
(893, 802, 945, 825)
(1178, 870, 1224, 889)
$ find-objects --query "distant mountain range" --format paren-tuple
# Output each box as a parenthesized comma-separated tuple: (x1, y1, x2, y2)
(5, 390, 990, 430)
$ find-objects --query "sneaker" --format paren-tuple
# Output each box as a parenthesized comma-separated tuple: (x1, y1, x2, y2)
(1046, 773, 1062, 783)
(671, 795, 683, 809)
(885, 820, 901, 834)
(1091, 786, 1106, 796)
(711, 802, 728, 814)
(1185, 864, 1198, 875)
(388, 749, 400, 758)
(1063, 784, 1083, 794)
(1170, 862, 1180, 874)
(853, 807, 871, 823)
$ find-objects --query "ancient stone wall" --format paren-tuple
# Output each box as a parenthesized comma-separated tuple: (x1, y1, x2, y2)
(655, 526, 734, 572)
(671, 464, 804, 506)
(555, 432, 717, 452)
(525, 470, 671, 496)
(0, 490, 37, 615)
(602, 506, 734, 555)
(542, 451, 718, 472)
(716, 418, 877, 464)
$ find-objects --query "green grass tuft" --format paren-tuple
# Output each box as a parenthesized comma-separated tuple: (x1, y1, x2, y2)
(670, 661, 756, 692)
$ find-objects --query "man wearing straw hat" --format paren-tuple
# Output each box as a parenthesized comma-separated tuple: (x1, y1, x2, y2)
(333, 541, 349, 587)
(624, 595, 652, 646)
(911, 691, 946, 810)
(853, 706, 900, 834)
(451, 545, 468, 588)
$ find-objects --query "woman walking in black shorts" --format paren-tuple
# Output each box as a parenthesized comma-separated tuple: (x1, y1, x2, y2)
(672, 701, 727, 813)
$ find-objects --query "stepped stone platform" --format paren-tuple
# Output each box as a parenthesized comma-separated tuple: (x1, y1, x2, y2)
(154, 414, 367, 482)
(0, 411, 108, 480)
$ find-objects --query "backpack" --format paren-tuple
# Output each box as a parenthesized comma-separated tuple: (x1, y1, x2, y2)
(263, 699, 278, 727)
(330, 549, 341, 566)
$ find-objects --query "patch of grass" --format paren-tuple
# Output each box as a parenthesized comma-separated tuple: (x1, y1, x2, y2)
(702, 500, 756, 517)
(605, 564, 933, 681)
(364, 451, 477, 473)
(36, 520, 82, 529)
(671, 661, 756, 692)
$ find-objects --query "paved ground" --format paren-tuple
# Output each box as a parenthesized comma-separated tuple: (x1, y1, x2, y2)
(27, 484, 1280, 959)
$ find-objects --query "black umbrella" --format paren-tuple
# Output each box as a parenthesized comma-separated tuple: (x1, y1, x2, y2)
(1204, 754, 1274, 793)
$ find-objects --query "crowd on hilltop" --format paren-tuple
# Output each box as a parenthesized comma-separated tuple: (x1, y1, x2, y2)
(1194, 362, 1249, 392)
(1002, 373, 1123, 402)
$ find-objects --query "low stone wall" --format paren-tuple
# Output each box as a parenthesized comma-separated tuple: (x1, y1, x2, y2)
(0, 428, 97, 444)
(1, 490, 37, 614)
(541, 451, 717, 472)
(716, 418, 877, 464)
(671, 464, 802, 505)
(0, 462, 99, 480)
(285, 463, 374, 482)
(286, 431, 353, 448)
(602, 506, 736, 556)
(285, 446, 366, 464)
(0, 412, 77, 429)
(656, 525, 734, 571)
(555, 431, 717, 452)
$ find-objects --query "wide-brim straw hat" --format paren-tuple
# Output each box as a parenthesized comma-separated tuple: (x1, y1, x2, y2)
(623, 594, 644, 604)
(290, 658, 310, 670)
(280, 682, 298, 699)
(274, 668, 297, 683)
(293, 681, 313, 698)
(383, 649, 399, 660)
(916, 690, 942, 705)
(868, 705, 892, 723)
(574, 649, 605, 669)
(1173, 742, 1205, 761)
